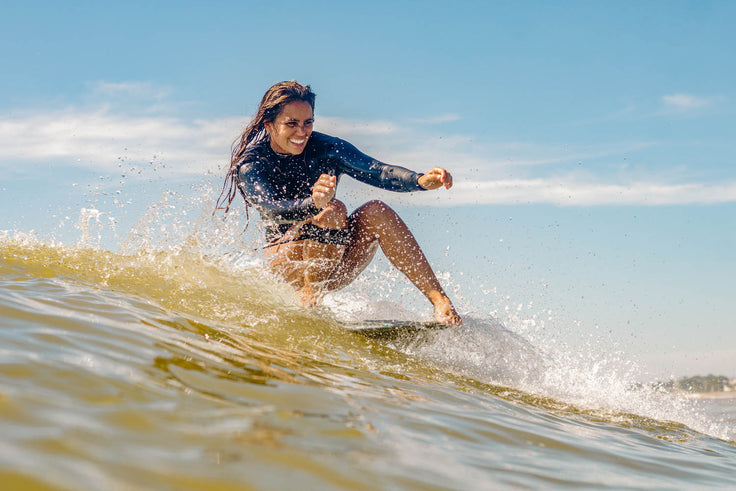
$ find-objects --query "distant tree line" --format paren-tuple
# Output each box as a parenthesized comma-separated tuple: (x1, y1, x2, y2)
(659, 374, 735, 393)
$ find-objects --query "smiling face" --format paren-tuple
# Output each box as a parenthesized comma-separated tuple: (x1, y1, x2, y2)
(264, 100, 314, 155)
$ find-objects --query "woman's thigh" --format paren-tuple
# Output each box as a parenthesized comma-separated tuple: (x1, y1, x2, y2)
(325, 203, 383, 291)
(263, 222, 347, 288)
(263, 234, 307, 287)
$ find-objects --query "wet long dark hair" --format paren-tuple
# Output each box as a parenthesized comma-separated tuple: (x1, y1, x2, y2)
(215, 80, 316, 214)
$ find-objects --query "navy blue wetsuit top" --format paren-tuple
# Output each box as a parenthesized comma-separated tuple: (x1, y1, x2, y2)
(237, 131, 425, 241)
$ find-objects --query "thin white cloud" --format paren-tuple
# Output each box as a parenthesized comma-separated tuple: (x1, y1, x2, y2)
(317, 116, 399, 136)
(343, 178, 736, 207)
(0, 108, 241, 174)
(440, 179, 736, 206)
(318, 117, 582, 173)
(0, 90, 732, 206)
(88, 80, 171, 101)
(411, 113, 462, 125)
(661, 93, 713, 111)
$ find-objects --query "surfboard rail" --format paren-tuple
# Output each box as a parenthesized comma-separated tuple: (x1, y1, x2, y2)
(342, 319, 449, 340)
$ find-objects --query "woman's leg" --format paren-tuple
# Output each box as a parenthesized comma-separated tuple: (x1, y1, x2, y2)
(263, 200, 348, 306)
(296, 200, 348, 306)
(326, 200, 461, 325)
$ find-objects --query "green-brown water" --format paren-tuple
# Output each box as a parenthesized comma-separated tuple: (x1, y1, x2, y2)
(1, 226, 735, 490)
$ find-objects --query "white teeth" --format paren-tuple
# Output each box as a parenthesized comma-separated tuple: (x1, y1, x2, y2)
(290, 139, 306, 144)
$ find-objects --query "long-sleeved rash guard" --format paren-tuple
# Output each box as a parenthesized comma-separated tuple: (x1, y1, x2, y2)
(237, 131, 425, 241)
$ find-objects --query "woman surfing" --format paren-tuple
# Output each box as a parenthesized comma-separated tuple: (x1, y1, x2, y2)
(217, 81, 461, 326)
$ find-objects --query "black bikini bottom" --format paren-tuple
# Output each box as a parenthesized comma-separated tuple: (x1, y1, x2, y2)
(265, 223, 350, 248)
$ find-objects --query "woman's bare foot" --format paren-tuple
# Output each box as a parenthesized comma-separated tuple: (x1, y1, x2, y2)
(431, 295, 462, 326)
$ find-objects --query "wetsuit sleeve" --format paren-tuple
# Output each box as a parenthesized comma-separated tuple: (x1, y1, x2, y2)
(237, 161, 320, 223)
(330, 138, 426, 192)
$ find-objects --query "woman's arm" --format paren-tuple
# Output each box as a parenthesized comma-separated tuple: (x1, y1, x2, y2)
(328, 138, 426, 192)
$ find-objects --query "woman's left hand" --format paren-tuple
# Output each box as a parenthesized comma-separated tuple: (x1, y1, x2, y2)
(418, 167, 453, 190)
(312, 173, 337, 209)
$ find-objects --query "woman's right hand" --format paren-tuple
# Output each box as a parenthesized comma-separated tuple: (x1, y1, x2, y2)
(418, 167, 453, 190)
(312, 173, 337, 209)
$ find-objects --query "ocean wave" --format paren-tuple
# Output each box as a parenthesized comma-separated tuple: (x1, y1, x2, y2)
(1, 211, 735, 489)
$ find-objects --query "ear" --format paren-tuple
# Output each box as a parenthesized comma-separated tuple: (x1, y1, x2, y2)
(263, 121, 273, 135)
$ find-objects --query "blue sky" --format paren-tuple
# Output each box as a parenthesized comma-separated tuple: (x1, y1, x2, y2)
(1, 1, 734, 378)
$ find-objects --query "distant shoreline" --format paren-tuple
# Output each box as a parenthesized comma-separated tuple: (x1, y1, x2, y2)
(682, 391, 736, 400)
(656, 375, 736, 398)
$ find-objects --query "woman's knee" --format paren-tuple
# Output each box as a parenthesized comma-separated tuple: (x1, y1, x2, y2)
(356, 199, 392, 216)
(311, 199, 348, 229)
(353, 200, 400, 227)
